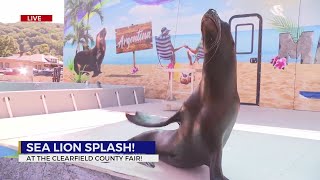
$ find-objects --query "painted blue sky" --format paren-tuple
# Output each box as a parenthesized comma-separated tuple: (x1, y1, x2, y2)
(65, 0, 320, 40)
(66, 0, 223, 39)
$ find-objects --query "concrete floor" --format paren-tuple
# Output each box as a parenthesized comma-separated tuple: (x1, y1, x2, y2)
(0, 99, 320, 180)
(0, 158, 127, 180)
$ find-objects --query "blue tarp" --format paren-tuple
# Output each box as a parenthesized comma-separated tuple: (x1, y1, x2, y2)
(299, 91, 320, 99)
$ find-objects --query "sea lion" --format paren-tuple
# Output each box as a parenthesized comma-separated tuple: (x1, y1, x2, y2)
(126, 9, 239, 180)
(74, 28, 107, 77)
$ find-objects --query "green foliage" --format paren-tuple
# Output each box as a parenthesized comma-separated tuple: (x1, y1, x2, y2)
(0, 35, 19, 57)
(32, 44, 50, 55)
(67, 59, 74, 71)
(0, 22, 63, 57)
(269, 15, 304, 43)
(50, 49, 56, 56)
(65, 0, 84, 23)
(64, 20, 94, 51)
(64, 0, 104, 50)
(67, 59, 89, 83)
(83, 0, 104, 26)
(73, 72, 90, 83)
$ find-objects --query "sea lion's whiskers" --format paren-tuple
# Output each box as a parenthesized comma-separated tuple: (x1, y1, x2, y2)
(203, 17, 222, 67)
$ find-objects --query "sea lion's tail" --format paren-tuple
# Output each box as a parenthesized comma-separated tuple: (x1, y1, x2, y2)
(126, 111, 180, 127)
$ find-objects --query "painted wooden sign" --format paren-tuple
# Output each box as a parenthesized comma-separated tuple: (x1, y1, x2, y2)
(115, 22, 153, 54)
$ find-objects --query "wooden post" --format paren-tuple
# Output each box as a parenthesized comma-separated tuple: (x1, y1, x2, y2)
(133, 51, 136, 68)
(132, 23, 136, 69)
(31, 69, 34, 82)
(57, 66, 61, 82)
(169, 72, 173, 100)
(30, 65, 34, 82)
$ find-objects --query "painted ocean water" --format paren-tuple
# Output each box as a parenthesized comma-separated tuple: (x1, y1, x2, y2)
(63, 25, 320, 65)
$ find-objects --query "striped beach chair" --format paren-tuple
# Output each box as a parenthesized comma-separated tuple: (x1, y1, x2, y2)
(193, 44, 205, 64)
(155, 35, 174, 67)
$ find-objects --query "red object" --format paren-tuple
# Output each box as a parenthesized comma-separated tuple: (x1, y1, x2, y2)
(21, 15, 52, 22)
(3, 68, 19, 75)
(180, 73, 193, 85)
(167, 62, 174, 80)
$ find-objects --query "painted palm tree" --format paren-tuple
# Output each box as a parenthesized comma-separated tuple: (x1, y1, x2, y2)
(65, 0, 84, 24)
(64, 20, 94, 53)
(64, 0, 85, 52)
(82, 0, 104, 49)
(269, 15, 304, 43)
(64, 21, 93, 83)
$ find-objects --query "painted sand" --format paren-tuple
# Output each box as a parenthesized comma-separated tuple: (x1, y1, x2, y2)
(63, 62, 320, 111)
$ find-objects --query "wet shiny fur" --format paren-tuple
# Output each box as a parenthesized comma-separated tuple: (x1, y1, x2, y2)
(126, 9, 239, 180)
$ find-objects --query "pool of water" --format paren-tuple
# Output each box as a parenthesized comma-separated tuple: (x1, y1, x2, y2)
(0, 146, 17, 158)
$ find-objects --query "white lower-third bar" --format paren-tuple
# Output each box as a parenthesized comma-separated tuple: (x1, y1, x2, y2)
(18, 154, 159, 163)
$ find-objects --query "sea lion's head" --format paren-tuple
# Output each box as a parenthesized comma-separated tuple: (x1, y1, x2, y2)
(201, 9, 235, 65)
(99, 28, 107, 40)
(96, 28, 107, 52)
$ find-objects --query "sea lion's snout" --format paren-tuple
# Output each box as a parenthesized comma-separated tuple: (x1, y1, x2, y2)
(100, 28, 107, 37)
(202, 9, 220, 28)
(204, 9, 220, 21)
(201, 9, 221, 36)
(201, 9, 222, 56)
(206, 9, 216, 15)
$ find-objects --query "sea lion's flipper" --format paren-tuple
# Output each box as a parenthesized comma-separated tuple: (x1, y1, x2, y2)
(208, 145, 228, 180)
(101, 161, 155, 168)
(138, 162, 155, 168)
(126, 111, 181, 127)
(127, 129, 177, 168)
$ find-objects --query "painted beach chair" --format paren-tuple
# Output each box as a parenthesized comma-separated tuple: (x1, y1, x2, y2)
(155, 35, 174, 68)
(155, 35, 196, 101)
(193, 44, 205, 64)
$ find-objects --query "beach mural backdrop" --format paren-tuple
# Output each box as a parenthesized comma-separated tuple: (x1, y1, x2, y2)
(63, 0, 320, 112)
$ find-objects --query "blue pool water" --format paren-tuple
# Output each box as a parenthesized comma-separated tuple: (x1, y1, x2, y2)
(0, 146, 17, 158)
